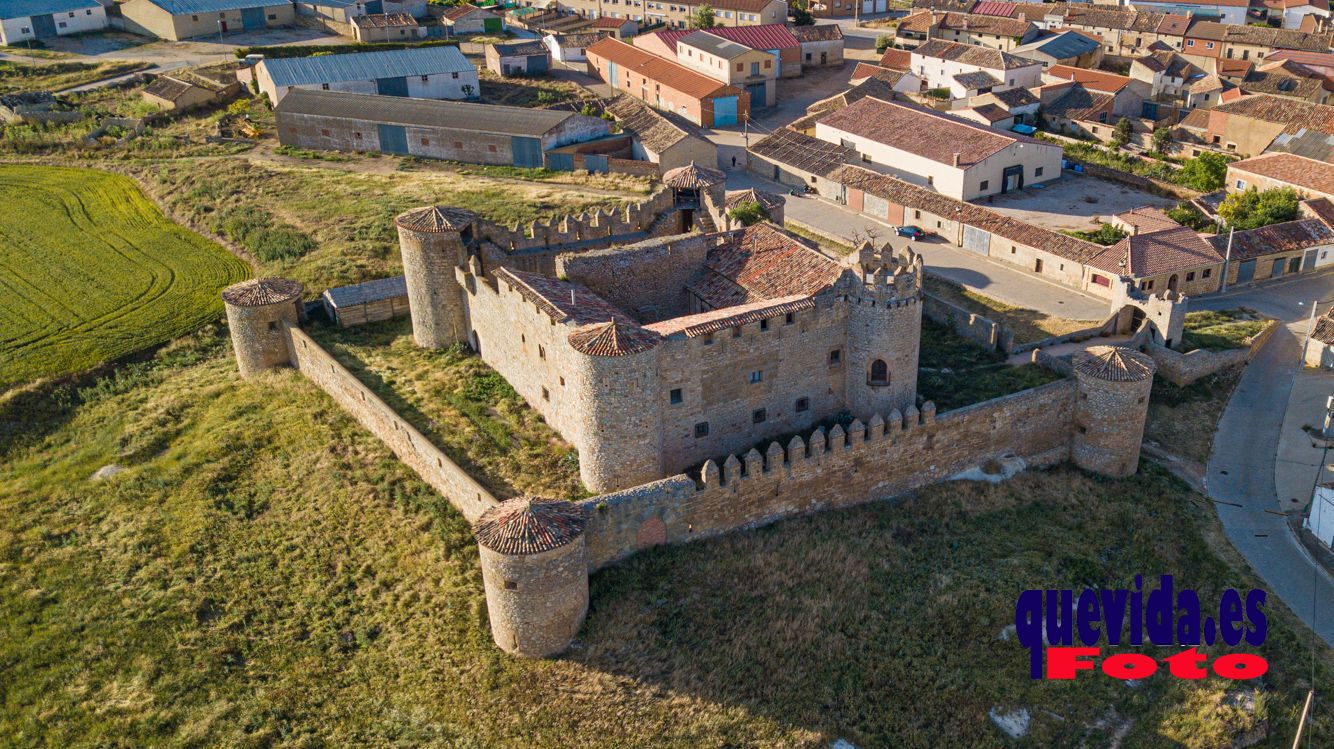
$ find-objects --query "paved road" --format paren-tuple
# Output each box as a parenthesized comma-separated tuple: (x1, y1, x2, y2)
(1199, 274, 1334, 646)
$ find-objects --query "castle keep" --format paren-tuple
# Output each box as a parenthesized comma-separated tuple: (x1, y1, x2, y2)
(220, 171, 1159, 660)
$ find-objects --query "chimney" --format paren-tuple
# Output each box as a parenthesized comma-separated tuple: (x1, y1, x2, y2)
(952, 152, 961, 167)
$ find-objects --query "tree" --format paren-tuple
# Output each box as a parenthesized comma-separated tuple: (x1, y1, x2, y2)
(791, 4, 814, 25)
(876, 35, 893, 53)
(1176, 152, 1229, 192)
(1110, 118, 1133, 149)
(689, 4, 716, 28)
(728, 201, 769, 227)
(1151, 126, 1173, 154)
(1218, 187, 1300, 230)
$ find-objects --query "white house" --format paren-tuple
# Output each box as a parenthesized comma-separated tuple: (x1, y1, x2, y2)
(544, 32, 603, 64)
(1306, 481, 1334, 548)
(254, 46, 479, 105)
(1129, 0, 1249, 26)
(910, 39, 1043, 100)
(1, 0, 107, 46)
(1266, 0, 1332, 30)
(813, 96, 1062, 200)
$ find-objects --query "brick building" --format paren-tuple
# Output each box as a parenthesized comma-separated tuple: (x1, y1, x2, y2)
(586, 37, 749, 127)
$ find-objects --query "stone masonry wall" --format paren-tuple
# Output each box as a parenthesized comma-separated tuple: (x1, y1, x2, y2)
(286, 324, 499, 523)
(578, 377, 1078, 571)
(923, 293, 1002, 351)
(557, 234, 713, 323)
(1144, 319, 1279, 386)
(475, 188, 674, 253)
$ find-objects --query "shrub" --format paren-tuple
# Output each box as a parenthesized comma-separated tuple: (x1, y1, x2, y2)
(1110, 118, 1133, 149)
(1218, 186, 1300, 230)
(876, 35, 892, 53)
(727, 200, 768, 227)
(1177, 151, 1229, 192)
(211, 206, 316, 263)
(1166, 202, 1217, 232)
(1065, 222, 1128, 246)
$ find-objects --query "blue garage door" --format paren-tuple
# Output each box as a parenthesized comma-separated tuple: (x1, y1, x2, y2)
(1235, 259, 1256, 284)
(713, 96, 738, 127)
(529, 55, 549, 75)
(376, 76, 409, 97)
(546, 152, 574, 171)
(745, 83, 766, 109)
(512, 136, 543, 167)
(584, 154, 608, 173)
(31, 13, 58, 38)
(377, 124, 409, 155)
(241, 6, 267, 30)
(608, 61, 618, 87)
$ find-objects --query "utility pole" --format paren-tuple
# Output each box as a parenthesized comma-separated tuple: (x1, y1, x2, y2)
(1220, 226, 1234, 293)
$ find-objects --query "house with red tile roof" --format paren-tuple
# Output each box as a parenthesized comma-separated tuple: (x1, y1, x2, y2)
(1130, 0, 1248, 26)
(585, 37, 749, 128)
(1228, 152, 1334, 198)
(813, 96, 1061, 199)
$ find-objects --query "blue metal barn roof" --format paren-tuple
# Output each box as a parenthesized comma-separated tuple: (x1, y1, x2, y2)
(2, 0, 101, 20)
(262, 46, 474, 88)
(148, 0, 290, 14)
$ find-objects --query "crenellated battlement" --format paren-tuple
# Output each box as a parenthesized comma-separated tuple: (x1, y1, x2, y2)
(472, 188, 675, 253)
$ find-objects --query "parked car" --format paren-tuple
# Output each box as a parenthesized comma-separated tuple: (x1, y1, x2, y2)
(896, 225, 926, 240)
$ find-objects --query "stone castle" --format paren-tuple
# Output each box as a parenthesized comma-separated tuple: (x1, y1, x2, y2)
(218, 163, 1160, 659)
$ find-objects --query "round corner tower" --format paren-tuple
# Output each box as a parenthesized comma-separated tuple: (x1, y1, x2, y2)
(1072, 346, 1156, 478)
(396, 205, 476, 349)
(221, 277, 304, 378)
(844, 245, 922, 420)
(566, 320, 663, 492)
(473, 496, 589, 658)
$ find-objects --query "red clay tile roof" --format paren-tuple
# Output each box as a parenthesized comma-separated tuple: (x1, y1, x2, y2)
(850, 62, 911, 86)
(913, 39, 1040, 70)
(567, 319, 660, 356)
(1210, 94, 1334, 135)
(473, 497, 585, 555)
(646, 295, 817, 338)
(1088, 226, 1223, 276)
(879, 47, 913, 71)
(969, 103, 1011, 122)
(1216, 58, 1254, 78)
(1046, 64, 1131, 93)
(494, 268, 637, 328)
(1044, 85, 1115, 121)
(591, 16, 632, 28)
(586, 37, 741, 100)
(1155, 13, 1191, 35)
(1241, 70, 1327, 99)
(748, 127, 855, 177)
(1073, 346, 1155, 382)
(936, 11, 1035, 36)
(688, 224, 841, 307)
(1206, 218, 1334, 260)
(725, 187, 784, 212)
(644, 23, 799, 54)
(663, 162, 726, 188)
(710, 0, 785, 11)
(1114, 206, 1182, 233)
(818, 96, 1044, 167)
(441, 4, 492, 21)
(791, 24, 844, 43)
(1304, 196, 1334, 224)
(395, 205, 476, 233)
(972, 1, 1019, 17)
(838, 165, 1105, 263)
(1267, 49, 1334, 70)
(221, 277, 303, 307)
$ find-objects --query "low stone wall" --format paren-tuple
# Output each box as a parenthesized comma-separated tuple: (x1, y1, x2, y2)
(1008, 312, 1120, 356)
(923, 293, 1003, 351)
(1144, 319, 1280, 386)
(286, 324, 500, 522)
(577, 378, 1078, 571)
(1072, 162, 1199, 201)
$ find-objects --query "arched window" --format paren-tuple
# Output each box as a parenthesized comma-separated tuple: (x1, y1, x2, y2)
(869, 359, 889, 386)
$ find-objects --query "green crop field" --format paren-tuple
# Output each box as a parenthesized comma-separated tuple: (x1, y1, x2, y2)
(0, 165, 250, 389)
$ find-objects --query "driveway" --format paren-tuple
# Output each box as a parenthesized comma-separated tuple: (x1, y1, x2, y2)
(985, 173, 1175, 233)
(1199, 273, 1334, 646)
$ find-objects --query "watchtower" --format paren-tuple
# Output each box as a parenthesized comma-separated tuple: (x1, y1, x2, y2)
(221, 277, 304, 378)
(1072, 345, 1156, 478)
(473, 496, 589, 658)
(843, 243, 923, 419)
(396, 206, 476, 349)
(662, 162, 726, 231)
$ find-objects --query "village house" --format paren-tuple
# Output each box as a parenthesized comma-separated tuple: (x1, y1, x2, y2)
(849, 63, 924, 94)
(1234, 62, 1329, 104)
(440, 4, 501, 34)
(1261, 0, 1331, 30)
(119, 0, 295, 40)
(910, 39, 1044, 99)
(141, 67, 243, 110)
(1195, 94, 1334, 156)
(604, 94, 718, 172)
(1206, 215, 1334, 284)
(0, 0, 106, 45)
(486, 41, 552, 77)
(587, 16, 637, 39)
(586, 37, 749, 127)
(973, 86, 1042, 125)
(275, 89, 611, 165)
(544, 32, 605, 64)
(551, 0, 785, 29)
(1044, 64, 1150, 114)
(1227, 152, 1334, 199)
(747, 127, 856, 194)
(1009, 29, 1103, 69)
(813, 96, 1062, 200)
(897, 10, 1042, 51)
(633, 23, 803, 78)
(252, 46, 479, 105)
(351, 13, 422, 42)
(673, 30, 778, 107)
(791, 24, 845, 68)
(1129, 0, 1248, 26)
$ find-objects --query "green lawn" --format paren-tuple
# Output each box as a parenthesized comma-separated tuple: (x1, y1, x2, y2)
(1181, 309, 1269, 353)
(918, 318, 1064, 411)
(924, 277, 1096, 343)
(0, 165, 250, 390)
(1, 330, 1327, 746)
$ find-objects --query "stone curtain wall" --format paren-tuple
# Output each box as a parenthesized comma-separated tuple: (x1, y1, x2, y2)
(577, 377, 1079, 571)
(557, 234, 712, 322)
(475, 188, 674, 253)
(922, 293, 1003, 351)
(1144, 320, 1280, 386)
(285, 324, 500, 523)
